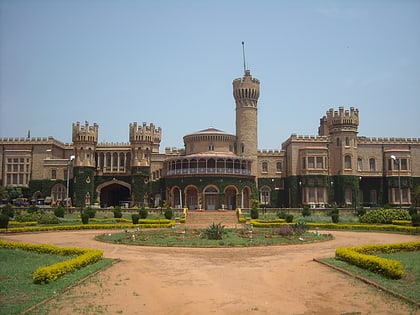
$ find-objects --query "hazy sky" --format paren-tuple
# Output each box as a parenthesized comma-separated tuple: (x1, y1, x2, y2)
(1, 0, 419, 151)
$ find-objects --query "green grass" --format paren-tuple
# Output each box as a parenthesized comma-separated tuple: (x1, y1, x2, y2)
(0, 248, 114, 315)
(322, 251, 420, 305)
(96, 226, 332, 247)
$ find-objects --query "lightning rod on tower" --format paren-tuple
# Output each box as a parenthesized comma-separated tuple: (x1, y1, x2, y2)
(242, 41, 247, 73)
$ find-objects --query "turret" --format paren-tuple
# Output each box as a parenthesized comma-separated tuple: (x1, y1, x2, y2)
(129, 122, 162, 166)
(72, 121, 98, 167)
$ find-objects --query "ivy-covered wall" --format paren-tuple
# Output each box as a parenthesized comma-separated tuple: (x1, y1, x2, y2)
(28, 179, 60, 198)
(131, 166, 151, 205)
(73, 167, 95, 207)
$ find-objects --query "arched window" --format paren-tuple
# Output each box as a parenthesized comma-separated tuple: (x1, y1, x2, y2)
(262, 162, 268, 173)
(276, 161, 282, 172)
(344, 155, 352, 169)
(260, 187, 270, 205)
(369, 158, 376, 172)
(345, 137, 350, 146)
(357, 158, 363, 171)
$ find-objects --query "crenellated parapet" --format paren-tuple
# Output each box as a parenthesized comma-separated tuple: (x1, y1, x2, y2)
(129, 122, 162, 144)
(358, 136, 420, 145)
(72, 121, 98, 144)
(0, 136, 72, 148)
(324, 106, 359, 134)
(258, 149, 284, 156)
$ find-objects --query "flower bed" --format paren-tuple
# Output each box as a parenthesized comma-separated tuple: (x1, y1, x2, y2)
(0, 239, 103, 284)
(335, 242, 420, 279)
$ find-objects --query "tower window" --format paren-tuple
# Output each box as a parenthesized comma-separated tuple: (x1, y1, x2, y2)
(345, 137, 350, 146)
(262, 162, 268, 173)
(344, 155, 352, 169)
(209, 144, 214, 151)
(276, 161, 282, 172)
(241, 144, 244, 153)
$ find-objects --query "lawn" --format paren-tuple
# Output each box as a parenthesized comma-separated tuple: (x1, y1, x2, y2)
(0, 247, 114, 315)
(322, 251, 420, 305)
(95, 225, 333, 247)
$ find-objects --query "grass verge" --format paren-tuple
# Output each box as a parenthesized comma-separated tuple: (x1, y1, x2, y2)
(316, 251, 420, 308)
(0, 247, 114, 315)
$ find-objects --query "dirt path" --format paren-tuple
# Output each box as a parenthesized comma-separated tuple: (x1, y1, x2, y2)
(2, 230, 420, 315)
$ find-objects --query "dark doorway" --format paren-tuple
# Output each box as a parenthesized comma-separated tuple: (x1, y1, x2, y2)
(100, 184, 130, 207)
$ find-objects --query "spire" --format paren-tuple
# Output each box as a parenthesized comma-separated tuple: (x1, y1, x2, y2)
(242, 41, 247, 73)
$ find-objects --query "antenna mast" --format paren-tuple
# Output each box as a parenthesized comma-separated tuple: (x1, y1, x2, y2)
(242, 41, 247, 73)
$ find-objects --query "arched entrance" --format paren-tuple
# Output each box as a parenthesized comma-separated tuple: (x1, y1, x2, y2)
(224, 186, 237, 210)
(241, 186, 251, 208)
(204, 186, 219, 210)
(97, 180, 131, 207)
(185, 186, 199, 210)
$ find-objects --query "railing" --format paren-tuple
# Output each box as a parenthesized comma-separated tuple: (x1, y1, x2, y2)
(167, 168, 251, 176)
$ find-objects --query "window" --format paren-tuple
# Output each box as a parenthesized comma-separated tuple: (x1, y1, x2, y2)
(276, 161, 282, 172)
(336, 138, 340, 147)
(209, 144, 214, 151)
(369, 158, 376, 172)
(345, 137, 350, 146)
(345, 188, 352, 204)
(344, 155, 352, 169)
(51, 169, 57, 180)
(357, 158, 363, 171)
(261, 187, 270, 205)
(262, 162, 268, 173)
(308, 157, 314, 168)
(302, 157, 306, 169)
(316, 157, 323, 169)
(400, 158, 408, 171)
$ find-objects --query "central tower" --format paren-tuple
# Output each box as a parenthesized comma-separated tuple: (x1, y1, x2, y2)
(233, 69, 260, 176)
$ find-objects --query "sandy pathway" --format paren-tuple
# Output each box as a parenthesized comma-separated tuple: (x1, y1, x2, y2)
(2, 230, 419, 315)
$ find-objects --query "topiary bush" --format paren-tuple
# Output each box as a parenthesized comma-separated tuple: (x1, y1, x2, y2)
(164, 208, 173, 220)
(81, 213, 89, 224)
(0, 213, 9, 228)
(285, 214, 294, 223)
(1, 204, 15, 218)
(302, 205, 311, 217)
(139, 207, 148, 219)
(54, 206, 65, 218)
(38, 214, 60, 225)
(113, 206, 123, 218)
(84, 206, 96, 218)
(131, 213, 140, 224)
(359, 208, 411, 224)
(250, 208, 259, 219)
(15, 212, 41, 222)
(203, 222, 225, 240)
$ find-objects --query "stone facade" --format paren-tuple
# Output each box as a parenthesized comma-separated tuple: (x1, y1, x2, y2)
(1, 70, 419, 209)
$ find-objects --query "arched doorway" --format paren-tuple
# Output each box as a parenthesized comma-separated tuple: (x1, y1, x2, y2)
(241, 186, 251, 208)
(204, 186, 219, 210)
(98, 181, 131, 207)
(185, 186, 199, 210)
(224, 186, 237, 210)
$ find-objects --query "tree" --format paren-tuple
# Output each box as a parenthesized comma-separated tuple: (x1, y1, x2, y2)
(412, 185, 420, 207)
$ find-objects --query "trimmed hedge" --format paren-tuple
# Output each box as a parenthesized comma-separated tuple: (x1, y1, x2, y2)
(335, 242, 420, 279)
(0, 239, 103, 284)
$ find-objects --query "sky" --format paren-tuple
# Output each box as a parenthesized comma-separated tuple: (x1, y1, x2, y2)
(1, 0, 419, 152)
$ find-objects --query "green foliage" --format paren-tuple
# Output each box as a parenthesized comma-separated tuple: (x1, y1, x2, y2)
(113, 206, 122, 218)
(15, 212, 41, 222)
(411, 213, 420, 227)
(359, 208, 411, 224)
(0, 213, 9, 228)
(164, 208, 173, 220)
(203, 222, 225, 240)
(277, 210, 286, 219)
(250, 208, 259, 219)
(302, 205, 311, 217)
(28, 205, 40, 214)
(293, 220, 308, 235)
(81, 213, 89, 224)
(356, 206, 366, 217)
(54, 206, 65, 218)
(408, 205, 418, 216)
(84, 206, 96, 218)
(331, 213, 339, 223)
(1, 204, 15, 218)
(139, 207, 148, 219)
(285, 214, 294, 223)
(38, 214, 60, 225)
(131, 213, 140, 224)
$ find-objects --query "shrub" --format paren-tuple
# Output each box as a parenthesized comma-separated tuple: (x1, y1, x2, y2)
(1, 204, 15, 218)
(277, 210, 287, 220)
(131, 213, 140, 224)
(278, 224, 294, 236)
(203, 222, 225, 240)
(54, 206, 65, 218)
(412, 213, 420, 227)
(38, 214, 60, 225)
(250, 208, 259, 219)
(84, 206, 96, 218)
(28, 205, 39, 214)
(0, 213, 9, 228)
(139, 207, 148, 219)
(408, 205, 418, 216)
(113, 206, 123, 218)
(15, 212, 41, 222)
(285, 214, 294, 223)
(356, 206, 366, 217)
(81, 213, 89, 224)
(359, 208, 411, 224)
(164, 208, 173, 220)
(293, 221, 308, 235)
(302, 206, 311, 217)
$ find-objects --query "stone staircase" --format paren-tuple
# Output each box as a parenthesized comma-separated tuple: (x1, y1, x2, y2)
(185, 210, 240, 228)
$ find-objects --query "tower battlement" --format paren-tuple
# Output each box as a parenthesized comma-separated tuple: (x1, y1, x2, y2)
(72, 121, 98, 144)
(129, 122, 162, 144)
(232, 70, 260, 105)
(319, 107, 359, 135)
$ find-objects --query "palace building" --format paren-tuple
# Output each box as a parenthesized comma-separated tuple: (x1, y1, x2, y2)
(1, 69, 419, 209)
